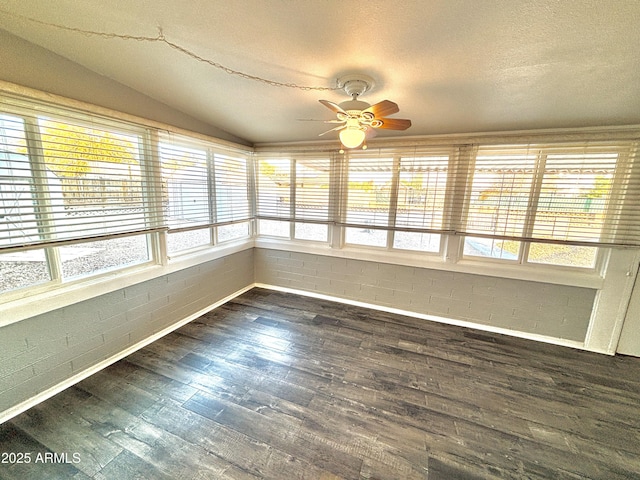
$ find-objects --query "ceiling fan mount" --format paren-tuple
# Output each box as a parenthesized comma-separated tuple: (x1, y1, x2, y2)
(338, 74, 375, 99)
(318, 74, 411, 149)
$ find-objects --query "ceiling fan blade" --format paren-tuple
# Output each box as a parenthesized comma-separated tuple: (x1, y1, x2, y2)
(319, 99, 347, 114)
(363, 100, 399, 118)
(318, 124, 347, 136)
(365, 126, 377, 139)
(377, 118, 412, 130)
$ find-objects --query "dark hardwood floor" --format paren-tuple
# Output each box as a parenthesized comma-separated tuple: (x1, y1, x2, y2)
(1, 287, 640, 479)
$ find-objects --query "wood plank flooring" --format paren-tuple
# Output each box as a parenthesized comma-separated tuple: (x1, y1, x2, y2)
(1, 287, 640, 479)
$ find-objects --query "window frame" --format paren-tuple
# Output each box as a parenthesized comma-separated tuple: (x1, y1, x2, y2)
(458, 143, 631, 270)
(256, 155, 332, 244)
(256, 141, 640, 272)
(0, 107, 158, 293)
(256, 139, 630, 273)
(159, 133, 252, 257)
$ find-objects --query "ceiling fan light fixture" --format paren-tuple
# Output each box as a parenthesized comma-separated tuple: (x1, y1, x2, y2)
(339, 127, 366, 149)
(318, 74, 411, 147)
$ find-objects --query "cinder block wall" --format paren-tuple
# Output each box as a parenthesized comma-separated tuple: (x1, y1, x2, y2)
(254, 248, 596, 342)
(0, 249, 254, 414)
(1, 246, 599, 417)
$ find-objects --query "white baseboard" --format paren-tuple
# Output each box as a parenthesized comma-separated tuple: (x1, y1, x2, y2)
(254, 283, 596, 354)
(0, 284, 254, 425)
(0, 280, 608, 424)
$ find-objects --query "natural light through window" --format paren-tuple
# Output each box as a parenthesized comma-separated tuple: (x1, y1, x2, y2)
(463, 149, 536, 260)
(393, 154, 449, 253)
(345, 156, 393, 247)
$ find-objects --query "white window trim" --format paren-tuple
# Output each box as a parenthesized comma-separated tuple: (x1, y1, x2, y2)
(254, 236, 605, 289)
(0, 236, 253, 327)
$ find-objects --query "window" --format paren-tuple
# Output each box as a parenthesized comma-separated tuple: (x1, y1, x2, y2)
(160, 141, 210, 230)
(214, 154, 250, 223)
(463, 148, 536, 260)
(461, 143, 637, 268)
(294, 159, 330, 241)
(160, 135, 251, 254)
(1, 92, 254, 295)
(527, 242, 598, 268)
(167, 228, 211, 254)
(526, 150, 617, 268)
(257, 141, 640, 268)
(1, 105, 155, 293)
(217, 222, 249, 242)
(0, 114, 52, 291)
(393, 153, 449, 252)
(0, 249, 50, 292)
(1, 115, 38, 246)
(342, 150, 449, 252)
(0, 92, 258, 298)
(214, 153, 251, 243)
(256, 157, 291, 237)
(256, 141, 638, 270)
(60, 236, 149, 279)
(256, 155, 332, 242)
(344, 155, 394, 247)
(38, 118, 157, 241)
(3, 89, 639, 300)
(160, 139, 212, 253)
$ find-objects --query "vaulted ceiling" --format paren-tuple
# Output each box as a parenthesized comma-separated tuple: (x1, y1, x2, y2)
(1, 1, 639, 146)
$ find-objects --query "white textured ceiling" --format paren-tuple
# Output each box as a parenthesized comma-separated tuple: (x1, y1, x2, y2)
(1, 0, 639, 146)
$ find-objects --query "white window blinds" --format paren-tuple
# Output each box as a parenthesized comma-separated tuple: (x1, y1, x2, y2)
(214, 154, 251, 224)
(257, 140, 640, 249)
(395, 151, 450, 233)
(344, 154, 394, 229)
(0, 98, 163, 252)
(4, 90, 638, 258)
(160, 140, 210, 231)
(461, 142, 640, 247)
(342, 147, 452, 233)
(1, 93, 251, 255)
(464, 147, 537, 241)
(0, 114, 35, 249)
(256, 157, 292, 221)
(256, 154, 333, 223)
(159, 133, 251, 232)
(295, 159, 331, 224)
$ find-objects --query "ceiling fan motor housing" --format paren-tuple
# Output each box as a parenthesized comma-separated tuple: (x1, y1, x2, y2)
(339, 99, 370, 112)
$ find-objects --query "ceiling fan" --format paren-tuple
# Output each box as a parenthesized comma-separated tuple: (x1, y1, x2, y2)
(318, 74, 411, 149)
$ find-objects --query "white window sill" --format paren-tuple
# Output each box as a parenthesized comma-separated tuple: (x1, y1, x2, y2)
(254, 238, 605, 289)
(0, 240, 254, 327)
(1, 235, 609, 328)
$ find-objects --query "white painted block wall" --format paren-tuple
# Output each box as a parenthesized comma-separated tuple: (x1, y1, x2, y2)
(254, 248, 596, 342)
(0, 245, 612, 420)
(0, 249, 254, 415)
